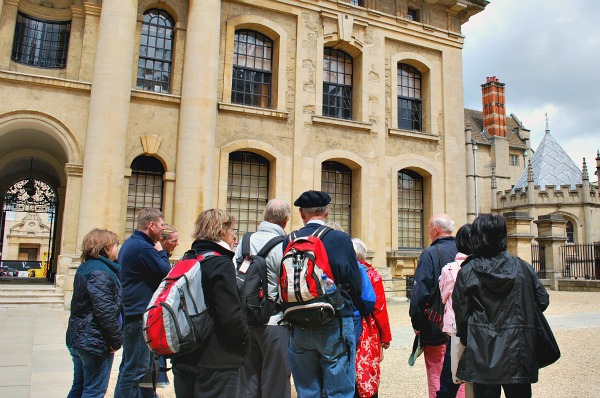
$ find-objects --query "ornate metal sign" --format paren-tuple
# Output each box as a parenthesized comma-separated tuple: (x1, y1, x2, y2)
(3, 179, 56, 213)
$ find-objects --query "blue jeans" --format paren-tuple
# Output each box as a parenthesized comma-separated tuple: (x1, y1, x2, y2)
(114, 317, 155, 398)
(67, 348, 114, 398)
(289, 317, 356, 398)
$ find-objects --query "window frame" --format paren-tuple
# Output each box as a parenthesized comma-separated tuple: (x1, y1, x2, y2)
(397, 169, 424, 249)
(136, 9, 175, 94)
(323, 48, 353, 120)
(321, 161, 352, 233)
(126, 156, 165, 237)
(11, 12, 71, 69)
(397, 63, 423, 131)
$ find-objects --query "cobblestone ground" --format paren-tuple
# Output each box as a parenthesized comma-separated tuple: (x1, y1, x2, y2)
(107, 290, 600, 398)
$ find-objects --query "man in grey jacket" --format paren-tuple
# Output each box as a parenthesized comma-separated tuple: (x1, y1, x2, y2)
(235, 199, 292, 398)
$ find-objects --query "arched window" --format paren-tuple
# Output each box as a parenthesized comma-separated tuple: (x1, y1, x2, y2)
(136, 9, 174, 93)
(232, 30, 273, 108)
(11, 12, 71, 69)
(566, 220, 575, 243)
(126, 156, 164, 236)
(323, 48, 353, 120)
(397, 64, 422, 131)
(322, 161, 352, 233)
(227, 151, 270, 241)
(398, 169, 423, 248)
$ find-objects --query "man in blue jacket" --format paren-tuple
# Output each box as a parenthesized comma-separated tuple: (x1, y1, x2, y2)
(114, 208, 171, 398)
(409, 213, 457, 398)
(284, 190, 363, 398)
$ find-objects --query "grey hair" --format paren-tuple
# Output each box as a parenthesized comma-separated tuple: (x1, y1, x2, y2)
(352, 238, 367, 262)
(264, 199, 291, 224)
(325, 221, 344, 232)
(431, 214, 455, 234)
(302, 206, 328, 218)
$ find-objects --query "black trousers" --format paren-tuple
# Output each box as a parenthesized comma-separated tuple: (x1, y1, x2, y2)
(436, 338, 460, 398)
(173, 365, 239, 398)
(472, 383, 532, 398)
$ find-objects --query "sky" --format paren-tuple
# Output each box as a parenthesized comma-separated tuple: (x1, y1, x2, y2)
(462, 0, 600, 174)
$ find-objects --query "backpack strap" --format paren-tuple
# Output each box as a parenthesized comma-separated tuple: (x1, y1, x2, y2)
(256, 236, 285, 258)
(240, 232, 253, 259)
(311, 225, 332, 239)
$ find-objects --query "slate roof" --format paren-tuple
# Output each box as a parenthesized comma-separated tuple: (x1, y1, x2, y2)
(512, 130, 583, 191)
(464, 108, 527, 150)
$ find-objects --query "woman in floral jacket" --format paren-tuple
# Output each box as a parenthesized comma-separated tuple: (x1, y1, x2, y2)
(352, 238, 392, 398)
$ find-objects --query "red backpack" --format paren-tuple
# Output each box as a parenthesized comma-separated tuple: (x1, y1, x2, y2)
(143, 250, 219, 357)
(279, 226, 343, 328)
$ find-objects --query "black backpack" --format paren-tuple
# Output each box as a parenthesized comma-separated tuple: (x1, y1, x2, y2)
(236, 233, 285, 327)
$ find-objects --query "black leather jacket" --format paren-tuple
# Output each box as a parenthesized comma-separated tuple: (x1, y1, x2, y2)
(452, 252, 549, 384)
(66, 256, 122, 355)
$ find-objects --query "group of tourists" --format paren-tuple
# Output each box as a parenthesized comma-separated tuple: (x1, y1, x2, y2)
(409, 213, 551, 398)
(64, 190, 394, 398)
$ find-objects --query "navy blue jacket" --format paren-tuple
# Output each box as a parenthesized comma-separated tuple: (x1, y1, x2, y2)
(66, 256, 122, 355)
(282, 221, 363, 317)
(118, 230, 171, 317)
(409, 236, 457, 330)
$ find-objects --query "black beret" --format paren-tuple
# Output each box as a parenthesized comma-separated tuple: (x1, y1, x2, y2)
(294, 190, 331, 208)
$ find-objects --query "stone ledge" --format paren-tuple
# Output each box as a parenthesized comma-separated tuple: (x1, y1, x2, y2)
(0, 70, 91, 92)
(388, 128, 440, 141)
(312, 115, 372, 131)
(218, 102, 289, 119)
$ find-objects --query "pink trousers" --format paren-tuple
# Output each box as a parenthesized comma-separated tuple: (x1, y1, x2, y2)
(424, 344, 445, 398)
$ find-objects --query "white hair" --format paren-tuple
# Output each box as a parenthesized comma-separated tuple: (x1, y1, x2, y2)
(431, 214, 455, 234)
(352, 238, 367, 262)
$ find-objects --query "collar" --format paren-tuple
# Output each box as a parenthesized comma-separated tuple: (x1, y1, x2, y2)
(307, 220, 325, 226)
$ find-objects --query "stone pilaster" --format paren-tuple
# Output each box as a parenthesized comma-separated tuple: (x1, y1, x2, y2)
(534, 214, 567, 290)
(66, 5, 85, 80)
(173, 0, 222, 250)
(77, 0, 138, 246)
(0, 0, 18, 70)
(465, 124, 475, 221)
(503, 211, 534, 264)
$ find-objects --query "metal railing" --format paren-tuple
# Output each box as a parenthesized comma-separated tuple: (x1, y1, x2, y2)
(560, 243, 600, 280)
(531, 243, 546, 278)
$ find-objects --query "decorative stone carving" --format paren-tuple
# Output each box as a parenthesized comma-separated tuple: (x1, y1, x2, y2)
(140, 134, 163, 155)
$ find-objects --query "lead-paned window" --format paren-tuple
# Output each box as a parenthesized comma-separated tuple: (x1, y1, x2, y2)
(11, 12, 71, 69)
(227, 151, 270, 242)
(323, 48, 353, 120)
(137, 9, 174, 93)
(126, 156, 164, 237)
(397, 63, 422, 131)
(322, 161, 352, 233)
(398, 169, 423, 249)
(232, 30, 273, 108)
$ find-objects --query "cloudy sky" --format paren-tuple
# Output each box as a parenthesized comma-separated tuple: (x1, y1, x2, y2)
(462, 0, 600, 174)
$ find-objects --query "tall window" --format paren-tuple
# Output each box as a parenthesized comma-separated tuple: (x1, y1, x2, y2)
(227, 151, 270, 241)
(566, 220, 574, 243)
(232, 30, 273, 108)
(11, 12, 71, 69)
(397, 64, 422, 131)
(323, 48, 353, 120)
(126, 156, 164, 236)
(510, 154, 520, 166)
(398, 169, 423, 249)
(322, 161, 352, 233)
(137, 9, 174, 93)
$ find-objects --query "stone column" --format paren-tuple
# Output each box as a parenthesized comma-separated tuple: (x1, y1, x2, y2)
(173, 0, 221, 249)
(534, 214, 567, 290)
(0, 0, 18, 70)
(465, 124, 475, 221)
(503, 211, 534, 264)
(77, 0, 138, 245)
(61, 163, 84, 307)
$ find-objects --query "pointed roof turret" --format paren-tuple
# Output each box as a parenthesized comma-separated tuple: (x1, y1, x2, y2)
(513, 118, 583, 191)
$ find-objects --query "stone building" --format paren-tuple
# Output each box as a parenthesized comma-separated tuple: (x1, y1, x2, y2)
(0, 0, 488, 303)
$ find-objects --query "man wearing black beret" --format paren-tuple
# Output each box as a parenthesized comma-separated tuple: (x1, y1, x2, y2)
(283, 190, 363, 398)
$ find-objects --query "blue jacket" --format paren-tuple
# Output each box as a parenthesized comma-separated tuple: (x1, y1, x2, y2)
(118, 230, 171, 317)
(409, 236, 457, 331)
(66, 256, 122, 355)
(282, 221, 363, 317)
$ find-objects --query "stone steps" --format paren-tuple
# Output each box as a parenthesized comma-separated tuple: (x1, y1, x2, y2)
(0, 282, 64, 308)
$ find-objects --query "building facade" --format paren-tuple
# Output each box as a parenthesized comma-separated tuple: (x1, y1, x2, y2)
(0, 0, 488, 303)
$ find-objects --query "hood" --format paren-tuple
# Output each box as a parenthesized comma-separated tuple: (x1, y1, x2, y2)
(257, 221, 286, 237)
(468, 252, 519, 295)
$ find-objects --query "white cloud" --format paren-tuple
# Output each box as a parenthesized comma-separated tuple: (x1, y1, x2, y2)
(462, 0, 600, 171)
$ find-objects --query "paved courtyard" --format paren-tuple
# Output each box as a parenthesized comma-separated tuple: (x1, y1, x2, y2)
(1, 290, 599, 397)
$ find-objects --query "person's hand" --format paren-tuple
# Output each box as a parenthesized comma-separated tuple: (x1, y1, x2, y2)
(154, 240, 163, 252)
(413, 329, 420, 335)
(109, 346, 118, 353)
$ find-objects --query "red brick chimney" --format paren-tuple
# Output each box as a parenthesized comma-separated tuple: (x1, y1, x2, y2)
(481, 76, 507, 137)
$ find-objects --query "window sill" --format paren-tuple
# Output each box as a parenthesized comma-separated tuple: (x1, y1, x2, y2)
(312, 115, 372, 132)
(130, 89, 181, 104)
(388, 128, 439, 141)
(218, 102, 289, 119)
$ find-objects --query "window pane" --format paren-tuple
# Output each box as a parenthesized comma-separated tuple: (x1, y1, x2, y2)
(322, 48, 353, 120)
(321, 161, 352, 233)
(126, 156, 165, 238)
(227, 151, 270, 242)
(231, 30, 273, 108)
(136, 9, 174, 93)
(397, 169, 423, 249)
(397, 64, 422, 131)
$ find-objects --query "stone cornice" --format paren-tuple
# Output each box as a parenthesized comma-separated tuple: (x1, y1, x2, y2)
(65, 163, 83, 177)
(388, 128, 440, 142)
(0, 70, 91, 92)
(312, 115, 372, 132)
(218, 102, 289, 120)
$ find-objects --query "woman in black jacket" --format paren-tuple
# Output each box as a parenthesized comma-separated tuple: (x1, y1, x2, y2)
(66, 228, 122, 398)
(171, 209, 249, 398)
(452, 214, 549, 398)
